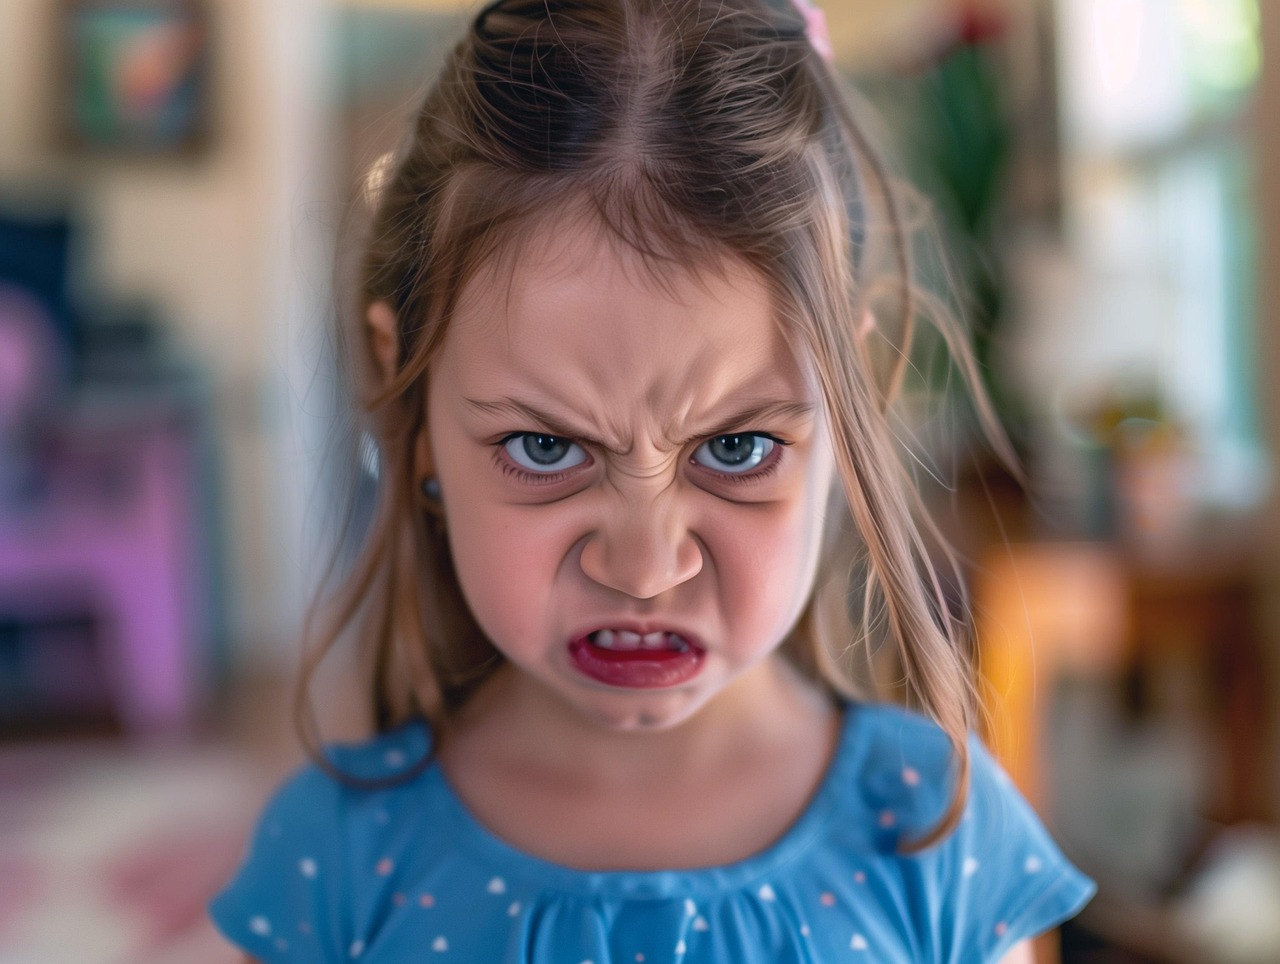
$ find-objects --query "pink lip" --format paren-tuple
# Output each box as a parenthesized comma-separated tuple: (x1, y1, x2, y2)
(567, 632, 705, 689)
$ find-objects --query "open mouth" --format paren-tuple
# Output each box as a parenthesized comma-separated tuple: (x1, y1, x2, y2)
(588, 629, 692, 653)
(567, 629, 705, 688)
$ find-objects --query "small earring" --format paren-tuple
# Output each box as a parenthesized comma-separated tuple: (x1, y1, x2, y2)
(420, 476, 442, 502)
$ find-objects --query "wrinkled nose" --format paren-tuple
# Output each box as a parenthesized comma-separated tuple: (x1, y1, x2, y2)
(578, 497, 704, 600)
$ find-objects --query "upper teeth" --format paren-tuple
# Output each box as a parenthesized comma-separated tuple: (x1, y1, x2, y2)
(592, 629, 685, 651)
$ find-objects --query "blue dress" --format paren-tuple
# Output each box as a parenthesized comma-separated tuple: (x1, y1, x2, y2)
(210, 702, 1094, 962)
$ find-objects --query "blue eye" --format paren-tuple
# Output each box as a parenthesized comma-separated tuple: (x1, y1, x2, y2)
(692, 434, 775, 474)
(503, 433, 588, 473)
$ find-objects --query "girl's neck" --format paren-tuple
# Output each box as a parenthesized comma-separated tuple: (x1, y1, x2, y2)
(441, 656, 835, 793)
(435, 656, 841, 871)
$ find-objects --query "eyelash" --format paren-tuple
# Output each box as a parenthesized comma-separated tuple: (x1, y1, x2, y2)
(493, 433, 791, 487)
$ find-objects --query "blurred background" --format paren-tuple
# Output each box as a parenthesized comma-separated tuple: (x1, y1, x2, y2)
(0, 0, 1276, 961)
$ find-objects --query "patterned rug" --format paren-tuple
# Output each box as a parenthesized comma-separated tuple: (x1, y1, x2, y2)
(0, 739, 271, 964)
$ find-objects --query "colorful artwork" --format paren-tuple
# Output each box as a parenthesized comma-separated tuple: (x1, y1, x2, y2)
(62, 0, 211, 154)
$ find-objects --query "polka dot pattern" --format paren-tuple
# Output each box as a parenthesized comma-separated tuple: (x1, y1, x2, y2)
(209, 706, 1095, 961)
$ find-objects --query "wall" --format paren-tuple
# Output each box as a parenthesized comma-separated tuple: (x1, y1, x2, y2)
(0, 0, 336, 673)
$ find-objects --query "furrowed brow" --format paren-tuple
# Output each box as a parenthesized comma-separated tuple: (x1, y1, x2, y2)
(464, 396, 617, 450)
(463, 395, 816, 453)
(671, 401, 817, 448)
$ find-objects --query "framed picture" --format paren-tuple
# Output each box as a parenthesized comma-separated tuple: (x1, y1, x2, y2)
(58, 0, 212, 155)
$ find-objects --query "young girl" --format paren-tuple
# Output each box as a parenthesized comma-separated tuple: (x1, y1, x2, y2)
(213, 0, 1094, 960)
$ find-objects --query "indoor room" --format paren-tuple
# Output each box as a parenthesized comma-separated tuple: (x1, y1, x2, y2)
(1, 1, 1276, 961)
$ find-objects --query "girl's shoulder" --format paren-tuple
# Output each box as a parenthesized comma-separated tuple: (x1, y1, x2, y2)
(252, 719, 437, 830)
(836, 699, 1069, 854)
(209, 720, 443, 957)
(827, 701, 1096, 957)
(835, 700, 967, 828)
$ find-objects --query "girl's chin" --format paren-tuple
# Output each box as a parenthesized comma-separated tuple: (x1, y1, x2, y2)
(571, 694, 709, 734)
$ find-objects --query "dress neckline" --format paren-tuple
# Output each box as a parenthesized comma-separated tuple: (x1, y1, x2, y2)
(425, 701, 865, 899)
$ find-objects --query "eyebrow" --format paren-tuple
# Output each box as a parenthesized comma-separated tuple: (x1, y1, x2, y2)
(462, 395, 816, 453)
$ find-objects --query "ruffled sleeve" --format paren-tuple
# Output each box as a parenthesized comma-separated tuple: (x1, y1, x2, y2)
(927, 736, 1096, 962)
(208, 764, 355, 961)
(901, 732, 1100, 957)
(847, 704, 1095, 963)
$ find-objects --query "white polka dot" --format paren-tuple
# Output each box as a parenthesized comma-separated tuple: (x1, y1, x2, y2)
(249, 916, 271, 937)
(350, 939, 366, 957)
(299, 858, 318, 878)
(385, 748, 406, 767)
(902, 767, 920, 786)
(963, 856, 980, 877)
(757, 883, 776, 901)
(878, 809, 895, 828)
(692, 916, 710, 932)
(487, 876, 506, 894)
(853, 870, 867, 884)
(580, 960, 594, 964)
(675, 939, 687, 954)
(1025, 855, 1043, 874)
(432, 935, 448, 952)
(800, 924, 811, 937)
(684, 898, 697, 917)
(636, 955, 646, 962)
(508, 901, 522, 916)
(851, 934, 869, 951)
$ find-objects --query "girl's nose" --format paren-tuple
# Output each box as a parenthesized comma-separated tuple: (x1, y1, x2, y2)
(578, 500, 704, 600)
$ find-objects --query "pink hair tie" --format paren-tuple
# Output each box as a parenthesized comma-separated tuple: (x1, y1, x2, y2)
(791, 0, 834, 64)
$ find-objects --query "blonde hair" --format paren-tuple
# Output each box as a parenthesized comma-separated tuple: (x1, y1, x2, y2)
(298, 0, 1010, 850)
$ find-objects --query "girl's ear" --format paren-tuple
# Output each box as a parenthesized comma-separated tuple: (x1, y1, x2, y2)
(367, 299, 439, 488)
(366, 299, 399, 384)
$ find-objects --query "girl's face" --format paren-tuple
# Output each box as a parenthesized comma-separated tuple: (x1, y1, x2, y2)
(425, 220, 836, 733)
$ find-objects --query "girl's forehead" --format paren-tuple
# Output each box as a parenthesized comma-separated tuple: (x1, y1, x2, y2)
(436, 218, 823, 438)
(457, 212, 757, 326)
(450, 219, 785, 362)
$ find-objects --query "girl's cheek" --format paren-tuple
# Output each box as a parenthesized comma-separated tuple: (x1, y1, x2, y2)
(705, 499, 819, 605)
(447, 504, 566, 645)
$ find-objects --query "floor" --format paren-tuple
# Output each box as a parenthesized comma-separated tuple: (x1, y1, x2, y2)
(0, 674, 308, 964)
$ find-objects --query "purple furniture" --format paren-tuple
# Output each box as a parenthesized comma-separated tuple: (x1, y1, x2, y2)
(0, 278, 216, 737)
(0, 405, 208, 734)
